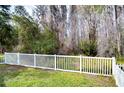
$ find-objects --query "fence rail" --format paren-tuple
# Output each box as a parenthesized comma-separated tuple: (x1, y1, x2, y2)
(4, 52, 113, 76)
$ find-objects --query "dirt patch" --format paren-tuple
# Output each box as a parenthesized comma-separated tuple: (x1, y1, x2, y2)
(7, 65, 25, 70)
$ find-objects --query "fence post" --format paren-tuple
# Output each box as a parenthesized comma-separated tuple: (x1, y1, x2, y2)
(4, 52, 6, 64)
(17, 52, 20, 65)
(112, 57, 116, 75)
(34, 53, 36, 67)
(54, 54, 57, 70)
(80, 55, 82, 73)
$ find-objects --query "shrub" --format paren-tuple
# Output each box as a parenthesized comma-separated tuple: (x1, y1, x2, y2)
(32, 27, 59, 54)
(79, 40, 97, 56)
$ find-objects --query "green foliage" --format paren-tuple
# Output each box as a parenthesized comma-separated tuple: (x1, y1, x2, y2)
(13, 14, 58, 54)
(13, 15, 40, 53)
(33, 27, 59, 54)
(93, 5, 105, 14)
(82, 5, 105, 15)
(79, 40, 97, 56)
(12, 6, 59, 54)
(0, 5, 18, 52)
(41, 28, 59, 54)
(117, 57, 124, 64)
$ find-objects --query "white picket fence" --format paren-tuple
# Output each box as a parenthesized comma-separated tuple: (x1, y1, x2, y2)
(2, 52, 124, 86)
(4, 52, 114, 76)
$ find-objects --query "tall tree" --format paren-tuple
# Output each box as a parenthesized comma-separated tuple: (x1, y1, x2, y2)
(0, 5, 17, 52)
(13, 6, 58, 54)
(13, 18, 39, 52)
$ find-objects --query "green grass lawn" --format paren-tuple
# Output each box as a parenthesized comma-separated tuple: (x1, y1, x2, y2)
(0, 64, 116, 87)
(117, 57, 124, 64)
(0, 54, 3, 56)
(0, 54, 4, 63)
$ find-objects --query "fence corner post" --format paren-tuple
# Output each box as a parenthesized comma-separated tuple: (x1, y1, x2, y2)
(112, 57, 116, 75)
(80, 55, 82, 73)
(54, 54, 57, 70)
(34, 53, 36, 67)
(17, 52, 20, 65)
(4, 52, 6, 64)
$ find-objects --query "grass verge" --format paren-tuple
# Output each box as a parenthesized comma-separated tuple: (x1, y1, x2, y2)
(0, 64, 116, 87)
(117, 57, 124, 64)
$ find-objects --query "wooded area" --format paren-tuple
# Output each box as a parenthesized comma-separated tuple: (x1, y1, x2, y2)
(0, 5, 124, 57)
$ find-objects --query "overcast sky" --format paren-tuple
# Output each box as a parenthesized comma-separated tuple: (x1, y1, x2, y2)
(25, 5, 35, 16)
(11, 5, 35, 16)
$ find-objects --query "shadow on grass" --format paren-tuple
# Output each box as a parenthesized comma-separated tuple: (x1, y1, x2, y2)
(0, 75, 5, 87)
(0, 64, 25, 87)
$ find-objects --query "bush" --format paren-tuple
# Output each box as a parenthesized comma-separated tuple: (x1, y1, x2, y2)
(32, 27, 59, 54)
(79, 40, 97, 56)
(13, 16, 59, 54)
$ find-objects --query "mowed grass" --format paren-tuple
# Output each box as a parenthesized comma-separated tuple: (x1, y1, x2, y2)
(0, 64, 116, 87)
(117, 57, 124, 64)
(0, 54, 4, 63)
(0, 54, 3, 57)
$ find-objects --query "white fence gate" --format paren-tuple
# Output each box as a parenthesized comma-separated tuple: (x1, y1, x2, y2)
(4, 52, 113, 76)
